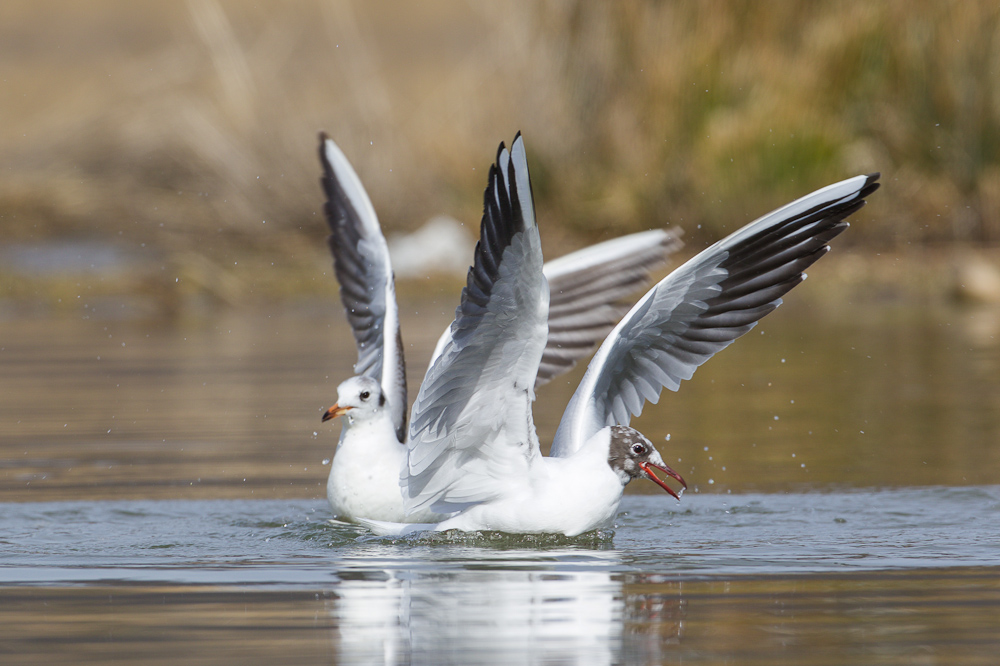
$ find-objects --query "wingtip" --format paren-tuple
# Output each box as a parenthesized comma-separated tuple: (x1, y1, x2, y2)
(509, 132, 527, 164)
(662, 226, 685, 253)
(318, 132, 335, 173)
(860, 172, 881, 197)
(494, 132, 526, 167)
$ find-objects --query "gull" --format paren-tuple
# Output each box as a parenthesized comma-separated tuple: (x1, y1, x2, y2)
(317, 133, 682, 523)
(364, 133, 879, 537)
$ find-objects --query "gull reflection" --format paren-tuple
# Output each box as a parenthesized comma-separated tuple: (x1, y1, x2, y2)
(327, 548, 682, 664)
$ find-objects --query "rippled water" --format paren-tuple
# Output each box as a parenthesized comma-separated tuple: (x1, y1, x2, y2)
(2, 489, 999, 664)
(2, 298, 1000, 664)
(4, 488, 1000, 583)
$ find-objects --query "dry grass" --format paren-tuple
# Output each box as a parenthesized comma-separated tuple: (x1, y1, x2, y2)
(2, 0, 1000, 306)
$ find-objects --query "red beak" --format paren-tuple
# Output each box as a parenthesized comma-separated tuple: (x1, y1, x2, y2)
(322, 403, 352, 422)
(639, 461, 687, 500)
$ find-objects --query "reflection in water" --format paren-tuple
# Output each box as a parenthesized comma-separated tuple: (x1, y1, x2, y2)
(327, 551, 679, 665)
(326, 559, 1000, 664)
(3, 298, 1000, 661)
(4, 565, 999, 665)
(333, 572, 406, 664)
(1, 495, 999, 663)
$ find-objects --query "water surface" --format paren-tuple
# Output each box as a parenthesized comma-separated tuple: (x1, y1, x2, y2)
(2, 300, 1000, 663)
(2, 490, 999, 664)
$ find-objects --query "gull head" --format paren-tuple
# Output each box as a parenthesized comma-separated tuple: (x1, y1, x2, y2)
(606, 425, 687, 500)
(322, 376, 386, 424)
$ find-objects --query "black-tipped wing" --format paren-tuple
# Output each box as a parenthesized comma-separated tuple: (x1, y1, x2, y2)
(537, 228, 683, 386)
(404, 134, 547, 514)
(551, 173, 880, 456)
(424, 228, 683, 389)
(319, 133, 407, 442)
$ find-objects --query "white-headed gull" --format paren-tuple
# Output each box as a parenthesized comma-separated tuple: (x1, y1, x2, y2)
(317, 133, 682, 523)
(365, 133, 879, 537)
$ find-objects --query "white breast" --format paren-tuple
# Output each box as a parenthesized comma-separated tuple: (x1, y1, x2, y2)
(434, 446, 626, 536)
(327, 416, 409, 522)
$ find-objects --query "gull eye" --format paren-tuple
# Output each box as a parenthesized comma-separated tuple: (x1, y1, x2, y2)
(631, 443, 646, 455)
(359, 390, 370, 401)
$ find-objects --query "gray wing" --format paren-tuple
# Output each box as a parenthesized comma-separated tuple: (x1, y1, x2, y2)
(537, 228, 683, 387)
(319, 133, 407, 442)
(550, 173, 881, 456)
(404, 134, 548, 515)
(424, 228, 683, 388)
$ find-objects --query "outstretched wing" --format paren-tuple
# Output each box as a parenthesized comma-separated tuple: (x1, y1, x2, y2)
(319, 133, 407, 442)
(425, 228, 683, 388)
(537, 228, 683, 387)
(551, 173, 881, 456)
(404, 134, 547, 515)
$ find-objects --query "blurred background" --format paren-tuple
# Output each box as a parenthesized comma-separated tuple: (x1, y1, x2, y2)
(2, 0, 1000, 501)
(4, 0, 1000, 309)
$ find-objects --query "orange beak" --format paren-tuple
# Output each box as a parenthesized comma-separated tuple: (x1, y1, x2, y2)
(321, 403, 352, 422)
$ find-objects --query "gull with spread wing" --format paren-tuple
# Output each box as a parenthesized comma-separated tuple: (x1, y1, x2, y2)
(317, 133, 682, 523)
(371, 133, 879, 537)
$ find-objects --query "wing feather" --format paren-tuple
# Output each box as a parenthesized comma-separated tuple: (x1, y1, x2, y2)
(425, 228, 683, 387)
(404, 134, 548, 515)
(550, 173, 880, 456)
(319, 133, 407, 441)
(535, 228, 683, 387)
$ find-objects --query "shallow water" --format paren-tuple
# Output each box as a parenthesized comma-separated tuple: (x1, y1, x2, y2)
(4, 488, 1000, 583)
(2, 490, 999, 664)
(2, 298, 1000, 663)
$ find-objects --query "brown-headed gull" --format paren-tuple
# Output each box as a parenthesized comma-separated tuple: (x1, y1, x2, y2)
(358, 133, 878, 536)
(317, 133, 682, 523)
